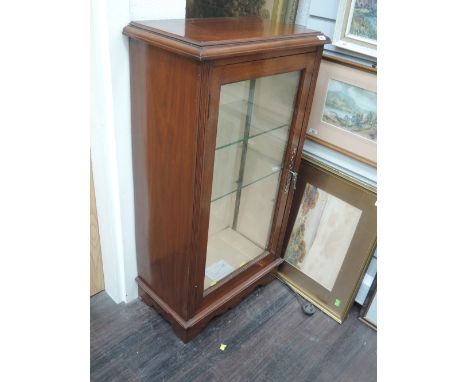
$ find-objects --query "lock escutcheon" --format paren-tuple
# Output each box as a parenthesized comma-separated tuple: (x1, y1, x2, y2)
(289, 170, 298, 190)
(284, 147, 297, 193)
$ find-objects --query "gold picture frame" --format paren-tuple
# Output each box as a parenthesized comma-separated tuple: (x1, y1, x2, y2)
(277, 156, 376, 323)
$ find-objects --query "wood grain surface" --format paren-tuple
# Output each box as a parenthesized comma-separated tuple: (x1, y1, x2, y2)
(129, 40, 200, 320)
(90, 161, 104, 296)
(123, 17, 330, 60)
(130, 17, 322, 45)
(91, 280, 376, 382)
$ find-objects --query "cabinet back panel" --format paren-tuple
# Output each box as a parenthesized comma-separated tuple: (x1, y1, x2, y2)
(129, 40, 201, 319)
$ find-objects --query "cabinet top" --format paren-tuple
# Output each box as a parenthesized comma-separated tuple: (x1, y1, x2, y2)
(123, 17, 330, 61)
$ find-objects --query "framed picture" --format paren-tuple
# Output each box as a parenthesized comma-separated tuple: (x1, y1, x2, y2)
(186, 0, 299, 24)
(277, 156, 376, 323)
(333, 0, 377, 58)
(307, 56, 377, 167)
(359, 275, 377, 330)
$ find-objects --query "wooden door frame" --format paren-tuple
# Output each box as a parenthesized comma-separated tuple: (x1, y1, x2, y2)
(91, 161, 105, 296)
(191, 50, 322, 312)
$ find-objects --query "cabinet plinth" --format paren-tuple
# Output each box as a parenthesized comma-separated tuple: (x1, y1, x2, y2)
(124, 17, 329, 341)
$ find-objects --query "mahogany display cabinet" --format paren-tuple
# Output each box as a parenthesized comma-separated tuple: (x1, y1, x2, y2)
(123, 17, 329, 342)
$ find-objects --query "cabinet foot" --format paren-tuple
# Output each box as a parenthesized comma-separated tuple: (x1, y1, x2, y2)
(137, 261, 279, 342)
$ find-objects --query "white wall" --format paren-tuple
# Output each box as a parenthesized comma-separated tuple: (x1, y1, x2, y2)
(90, 0, 186, 303)
(130, 0, 187, 19)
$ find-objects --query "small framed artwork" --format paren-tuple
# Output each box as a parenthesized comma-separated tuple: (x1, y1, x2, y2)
(307, 56, 376, 167)
(359, 275, 377, 330)
(333, 0, 377, 58)
(277, 156, 376, 323)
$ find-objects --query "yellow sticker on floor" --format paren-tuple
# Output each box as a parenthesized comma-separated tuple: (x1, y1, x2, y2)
(220, 344, 227, 351)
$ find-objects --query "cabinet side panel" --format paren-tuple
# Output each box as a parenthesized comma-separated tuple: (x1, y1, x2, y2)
(129, 40, 200, 318)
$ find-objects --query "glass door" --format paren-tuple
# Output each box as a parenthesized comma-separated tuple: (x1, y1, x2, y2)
(204, 71, 301, 290)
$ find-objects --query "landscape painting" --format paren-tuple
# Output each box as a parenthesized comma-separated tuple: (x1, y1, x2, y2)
(284, 183, 362, 291)
(349, 0, 377, 41)
(322, 79, 377, 142)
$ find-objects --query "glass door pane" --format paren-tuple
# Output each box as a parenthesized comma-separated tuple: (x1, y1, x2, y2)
(205, 71, 301, 290)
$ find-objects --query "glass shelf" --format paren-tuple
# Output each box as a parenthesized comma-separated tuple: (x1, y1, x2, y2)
(216, 100, 293, 150)
(210, 125, 289, 202)
(211, 167, 281, 203)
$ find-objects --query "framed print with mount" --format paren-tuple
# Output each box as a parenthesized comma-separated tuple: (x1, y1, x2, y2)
(359, 275, 377, 330)
(307, 55, 376, 167)
(277, 156, 376, 323)
(333, 0, 377, 58)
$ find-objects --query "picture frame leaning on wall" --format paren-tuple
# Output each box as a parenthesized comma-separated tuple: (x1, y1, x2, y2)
(359, 275, 377, 330)
(307, 54, 377, 167)
(277, 156, 376, 323)
(333, 0, 377, 58)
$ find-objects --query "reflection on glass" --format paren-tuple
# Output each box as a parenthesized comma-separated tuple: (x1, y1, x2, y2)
(205, 71, 301, 290)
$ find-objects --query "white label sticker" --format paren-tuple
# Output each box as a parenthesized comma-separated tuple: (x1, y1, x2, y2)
(206, 260, 235, 282)
(317, 35, 326, 41)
